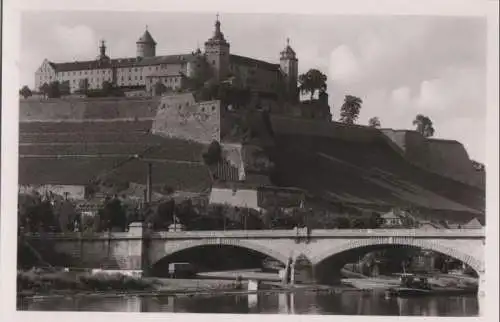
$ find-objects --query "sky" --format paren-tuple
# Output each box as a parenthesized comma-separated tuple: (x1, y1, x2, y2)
(20, 11, 487, 162)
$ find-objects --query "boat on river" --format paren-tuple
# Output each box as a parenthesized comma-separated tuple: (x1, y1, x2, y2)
(386, 273, 432, 298)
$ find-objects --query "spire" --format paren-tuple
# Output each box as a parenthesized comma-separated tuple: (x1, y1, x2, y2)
(97, 39, 110, 62)
(215, 13, 221, 34)
(280, 36, 296, 60)
(137, 27, 157, 45)
(99, 39, 106, 56)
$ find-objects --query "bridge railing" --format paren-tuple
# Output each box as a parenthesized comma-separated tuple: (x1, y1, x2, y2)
(22, 228, 485, 240)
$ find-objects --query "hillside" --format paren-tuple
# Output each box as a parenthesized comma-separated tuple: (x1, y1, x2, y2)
(19, 119, 212, 192)
(265, 116, 485, 222)
(18, 97, 485, 223)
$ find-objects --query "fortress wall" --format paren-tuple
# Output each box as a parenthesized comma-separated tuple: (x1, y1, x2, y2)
(152, 93, 221, 144)
(271, 116, 382, 143)
(380, 129, 408, 152)
(425, 140, 485, 188)
(381, 129, 484, 189)
(19, 97, 160, 122)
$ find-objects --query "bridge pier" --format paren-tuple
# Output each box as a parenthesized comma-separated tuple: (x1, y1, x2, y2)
(127, 222, 150, 277)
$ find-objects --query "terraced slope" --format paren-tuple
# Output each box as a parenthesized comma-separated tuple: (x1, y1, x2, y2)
(266, 132, 485, 221)
(18, 120, 212, 192)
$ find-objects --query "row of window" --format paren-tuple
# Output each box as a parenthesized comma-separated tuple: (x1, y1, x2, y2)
(44, 64, 190, 78)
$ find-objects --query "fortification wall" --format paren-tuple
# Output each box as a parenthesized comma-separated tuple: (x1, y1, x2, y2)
(19, 97, 160, 121)
(152, 93, 221, 144)
(19, 184, 86, 200)
(381, 129, 484, 189)
(425, 139, 485, 188)
(271, 116, 382, 143)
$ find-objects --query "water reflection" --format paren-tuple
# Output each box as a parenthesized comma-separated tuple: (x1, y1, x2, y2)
(18, 291, 479, 316)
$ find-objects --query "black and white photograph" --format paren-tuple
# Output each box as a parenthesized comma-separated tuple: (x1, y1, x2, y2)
(1, 0, 499, 320)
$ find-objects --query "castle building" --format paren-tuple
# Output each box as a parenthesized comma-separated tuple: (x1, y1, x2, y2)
(34, 16, 299, 101)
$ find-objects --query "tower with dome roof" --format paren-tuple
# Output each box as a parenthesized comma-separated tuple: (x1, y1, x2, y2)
(280, 38, 299, 102)
(204, 14, 230, 81)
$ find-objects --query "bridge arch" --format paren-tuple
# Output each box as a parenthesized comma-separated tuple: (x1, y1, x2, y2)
(150, 238, 290, 266)
(309, 237, 483, 274)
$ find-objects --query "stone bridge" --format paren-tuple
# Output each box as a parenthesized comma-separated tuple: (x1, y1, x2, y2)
(24, 223, 485, 293)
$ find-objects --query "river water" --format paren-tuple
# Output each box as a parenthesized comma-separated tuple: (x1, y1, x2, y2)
(18, 291, 479, 316)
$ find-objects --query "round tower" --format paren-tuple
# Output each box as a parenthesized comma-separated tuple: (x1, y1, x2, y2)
(280, 38, 299, 102)
(136, 26, 157, 58)
(204, 14, 230, 81)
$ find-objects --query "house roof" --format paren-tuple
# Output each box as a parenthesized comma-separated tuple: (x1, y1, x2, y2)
(48, 54, 199, 73)
(463, 217, 482, 228)
(230, 54, 280, 72)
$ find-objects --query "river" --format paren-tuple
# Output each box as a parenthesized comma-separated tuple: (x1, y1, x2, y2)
(18, 291, 479, 316)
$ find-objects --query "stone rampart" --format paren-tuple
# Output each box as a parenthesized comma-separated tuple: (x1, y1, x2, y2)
(381, 129, 484, 189)
(19, 97, 160, 121)
(152, 93, 221, 144)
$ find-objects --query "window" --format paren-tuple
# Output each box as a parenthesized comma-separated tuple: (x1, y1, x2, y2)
(134, 68, 138, 72)
(212, 60, 216, 65)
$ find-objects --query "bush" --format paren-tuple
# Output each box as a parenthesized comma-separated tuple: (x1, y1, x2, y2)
(17, 271, 155, 293)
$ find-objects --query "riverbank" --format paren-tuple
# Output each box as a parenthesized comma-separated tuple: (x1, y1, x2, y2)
(341, 273, 478, 295)
(17, 270, 251, 297)
(17, 269, 479, 299)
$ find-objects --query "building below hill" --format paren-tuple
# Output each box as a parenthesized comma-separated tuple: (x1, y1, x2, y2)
(34, 15, 299, 102)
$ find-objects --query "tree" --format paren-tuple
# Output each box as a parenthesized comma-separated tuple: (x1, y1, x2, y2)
(78, 78, 89, 94)
(39, 83, 50, 98)
(154, 81, 167, 96)
(102, 81, 114, 95)
(59, 80, 71, 96)
(98, 196, 127, 232)
(47, 81, 61, 98)
(333, 216, 351, 229)
(412, 114, 435, 137)
(368, 117, 381, 128)
(339, 95, 363, 124)
(298, 69, 328, 100)
(471, 160, 485, 171)
(352, 218, 366, 229)
(19, 85, 32, 99)
(18, 193, 60, 233)
(368, 212, 382, 229)
(202, 140, 223, 166)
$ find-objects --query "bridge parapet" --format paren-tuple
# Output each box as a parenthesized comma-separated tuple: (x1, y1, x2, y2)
(23, 228, 485, 240)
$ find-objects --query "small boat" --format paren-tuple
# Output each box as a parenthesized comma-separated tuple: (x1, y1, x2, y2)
(387, 287, 432, 297)
(386, 273, 432, 298)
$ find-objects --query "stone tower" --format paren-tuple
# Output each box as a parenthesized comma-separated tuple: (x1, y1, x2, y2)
(204, 14, 230, 81)
(97, 40, 110, 63)
(136, 26, 157, 58)
(280, 38, 299, 102)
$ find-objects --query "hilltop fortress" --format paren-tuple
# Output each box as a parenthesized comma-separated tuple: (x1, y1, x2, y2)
(20, 16, 485, 224)
(35, 16, 299, 103)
